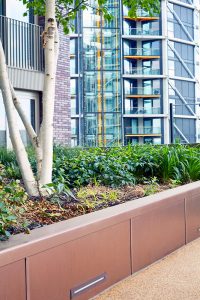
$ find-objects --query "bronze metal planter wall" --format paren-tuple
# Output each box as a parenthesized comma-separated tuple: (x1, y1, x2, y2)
(0, 181, 200, 300)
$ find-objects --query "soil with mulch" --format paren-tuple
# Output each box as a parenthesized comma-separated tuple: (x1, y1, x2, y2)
(7, 183, 173, 236)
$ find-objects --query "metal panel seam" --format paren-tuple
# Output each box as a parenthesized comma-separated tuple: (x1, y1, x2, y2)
(184, 197, 187, 245)
(25, 257, 30, 300)
(130, 218, 133, 275)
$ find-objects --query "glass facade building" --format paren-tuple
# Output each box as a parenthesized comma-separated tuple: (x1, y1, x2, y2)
(83, 0, 121, 147)
(70, 0, 200, 146)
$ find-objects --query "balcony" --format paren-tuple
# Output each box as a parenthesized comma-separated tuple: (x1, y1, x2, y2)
(124, 107, 161, 114)
(124, 67, 160, 76)
(124, 28, 160, 36)
(124, 48, 160, 59)
(123, 9, 159, 21)
(0, 15, 44, 71)
(125, 87, 160, 98)
(125, 126, 161, 136)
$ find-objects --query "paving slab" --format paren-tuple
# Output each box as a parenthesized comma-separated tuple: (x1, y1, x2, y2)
(93, 238, 200, 300)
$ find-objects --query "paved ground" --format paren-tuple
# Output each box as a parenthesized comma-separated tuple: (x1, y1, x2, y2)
(93, 238, 200, 300)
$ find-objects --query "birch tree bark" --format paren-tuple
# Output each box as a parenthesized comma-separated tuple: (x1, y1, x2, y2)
(0, 40, 39, 196)
(40, 0, 57, 185)
(0, 0, 58, 195)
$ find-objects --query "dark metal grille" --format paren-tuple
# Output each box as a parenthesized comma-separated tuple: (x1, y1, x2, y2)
(0, 15, 44, 71)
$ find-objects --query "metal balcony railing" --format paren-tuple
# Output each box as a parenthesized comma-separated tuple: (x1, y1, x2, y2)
(124, 28, 160, 36)
(124, 107, 161, 114)
(124, 67, 160, 75)
(125, 126, 161, 135)
(123, 8, 159, 18)
(136, 9, 159, 17)
(124, 48, 160, 56)
(0, 15, 44, 71)
(125, 87, 160, 95)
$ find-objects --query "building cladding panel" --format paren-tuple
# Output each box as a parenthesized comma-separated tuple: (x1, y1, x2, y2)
(54, 28, 71, 145)
(167, 0, 199, 143)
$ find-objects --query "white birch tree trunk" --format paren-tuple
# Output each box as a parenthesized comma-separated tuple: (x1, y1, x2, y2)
(40, 0, 57, 185)
(0, 40, 39, 196)
(0, 0, 59, 195)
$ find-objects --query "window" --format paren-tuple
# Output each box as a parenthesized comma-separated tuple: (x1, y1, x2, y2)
(85, 114, 98, 135)
(70, 79, 77, 95)
(71, 97, 77, 115)
(144, 137, 161, 144)
(142, 21, 160, 35)
(144, 118, 161, 134)
(143, 79, 160, 95)
(71, 119, 78, 135)
(85, 96, 97, 112)
(131, 119, 138, 134)
(0, 0, 4, 15)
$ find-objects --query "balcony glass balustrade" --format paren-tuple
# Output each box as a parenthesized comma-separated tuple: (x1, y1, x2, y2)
(0, 15, 44, 71)
(125, 107, 161, 114)
(124, 67, 160, 75)
(124, 48, 160, 56)
(124, 28, 160, 36)
(125, 87, 160, 95)
(123, 8, 159, 18)
(125, 126, 161, 134)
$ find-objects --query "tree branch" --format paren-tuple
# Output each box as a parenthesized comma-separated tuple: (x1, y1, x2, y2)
(9, 83, 43, 178)
(0, 39, 39, 195)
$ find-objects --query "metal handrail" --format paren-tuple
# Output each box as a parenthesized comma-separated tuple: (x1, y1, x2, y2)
(123, 8, 159, 18)
(124, 67, 160, 75)
(125, 87, 160, 95)
(124, 28, 160, 36)
(124, 47, 160, 56)
(125, 126, 161, 134)
(124, 107, 161, 114)
(0, 15, 44, 71)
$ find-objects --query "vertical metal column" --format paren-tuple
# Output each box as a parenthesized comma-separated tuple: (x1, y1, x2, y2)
(169, 103, 174, 144)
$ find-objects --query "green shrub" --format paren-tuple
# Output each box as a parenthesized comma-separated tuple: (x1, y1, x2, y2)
(0, 166, 27, 239)
(1, 144, 200, 189)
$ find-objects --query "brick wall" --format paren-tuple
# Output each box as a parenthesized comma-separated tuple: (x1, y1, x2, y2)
(53, 28, 71, 145)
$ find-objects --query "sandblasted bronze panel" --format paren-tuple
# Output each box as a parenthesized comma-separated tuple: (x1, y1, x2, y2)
(0, 260, 26, 300)
(27, 221, 131, 300)
(131, 199, 185, 273)
(186, 194, 200, 243)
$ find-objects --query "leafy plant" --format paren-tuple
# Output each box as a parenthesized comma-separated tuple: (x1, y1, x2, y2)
(144, 177, 159, 196)
(1, 144, 200, 191)
(0, 178, 27, 240)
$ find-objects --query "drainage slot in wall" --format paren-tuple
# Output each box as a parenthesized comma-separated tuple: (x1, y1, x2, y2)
(70, 273, 107, 298)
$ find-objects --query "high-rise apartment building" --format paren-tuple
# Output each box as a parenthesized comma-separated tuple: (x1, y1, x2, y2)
(0, 0, 200, 148)
(70, 0, 200, 146)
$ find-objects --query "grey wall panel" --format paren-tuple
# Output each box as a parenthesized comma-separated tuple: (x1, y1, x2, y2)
(0, 131, 6, 147)
(173, 5, 194, 39)
(175, 118, 196, 143)
(169, 80, 195, 115)
(8, 67, 44, 91)
(174, 43, 194, 77)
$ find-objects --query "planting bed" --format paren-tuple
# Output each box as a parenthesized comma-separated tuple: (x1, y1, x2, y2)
(1, 145, 200, 299)
(5, 183, 172, 237)
(1, 144, 200, 238)
(0, 181, 200, 300)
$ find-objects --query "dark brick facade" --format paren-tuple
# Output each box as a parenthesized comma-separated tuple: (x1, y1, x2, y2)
(53, 28, 71, 145)
(37, 18, 71, 146)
